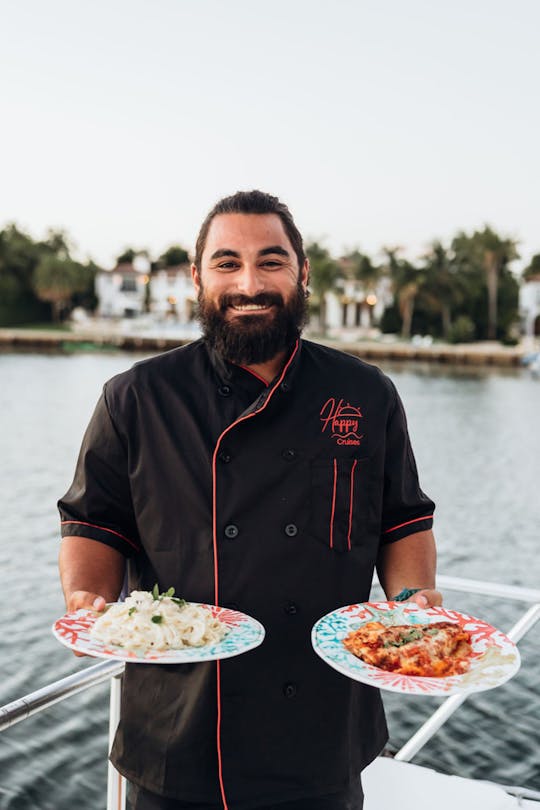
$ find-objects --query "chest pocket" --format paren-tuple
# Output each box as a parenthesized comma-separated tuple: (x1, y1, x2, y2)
(309, 457, 370, 552)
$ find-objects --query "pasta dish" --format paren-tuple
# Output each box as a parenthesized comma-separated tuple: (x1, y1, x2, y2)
(90, 589, 228, 652)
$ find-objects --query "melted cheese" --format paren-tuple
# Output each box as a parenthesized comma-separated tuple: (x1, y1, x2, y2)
(342, 621, 472, 677)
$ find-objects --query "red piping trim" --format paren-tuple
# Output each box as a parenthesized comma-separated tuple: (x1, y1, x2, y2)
(329, 458, 337, 549)
(60, 520, 139, 551)
(211, 339, 299, 810)
(347, 460, 357, 551)
(384, 515, 434, 534)
(237, 364, 270, 387)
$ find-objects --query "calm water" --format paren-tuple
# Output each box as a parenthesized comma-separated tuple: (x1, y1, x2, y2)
(0, 349, 539, 809)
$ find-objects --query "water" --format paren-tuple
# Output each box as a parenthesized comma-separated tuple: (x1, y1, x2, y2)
(0, 350, 539, 808)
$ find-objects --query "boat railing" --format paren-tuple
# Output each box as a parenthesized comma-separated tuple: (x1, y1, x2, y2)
(1, 574, 539, 810)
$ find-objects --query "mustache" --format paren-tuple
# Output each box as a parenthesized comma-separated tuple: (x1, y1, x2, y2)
(217, 292, 284, 312)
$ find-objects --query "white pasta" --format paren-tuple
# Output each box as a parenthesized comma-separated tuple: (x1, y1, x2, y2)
(90, 590, 228, 652)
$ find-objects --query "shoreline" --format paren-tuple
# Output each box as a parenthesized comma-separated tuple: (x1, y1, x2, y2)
(0, 327, 530, 367)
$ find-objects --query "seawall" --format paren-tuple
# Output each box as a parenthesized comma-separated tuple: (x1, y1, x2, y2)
(0, 328, 527, 367)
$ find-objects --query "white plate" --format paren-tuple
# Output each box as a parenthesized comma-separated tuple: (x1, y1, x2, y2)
(53, 603, 265, 663)
(311, 601, 520, 695)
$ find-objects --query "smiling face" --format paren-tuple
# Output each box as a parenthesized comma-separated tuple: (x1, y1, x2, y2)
(192, 213, 309, 365)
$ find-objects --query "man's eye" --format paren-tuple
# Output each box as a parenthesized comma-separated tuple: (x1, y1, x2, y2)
(217, 262, 239, 270)
(261, 261, 282, 268)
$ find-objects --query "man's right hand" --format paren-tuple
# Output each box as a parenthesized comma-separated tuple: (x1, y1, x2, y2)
(59, 536, 126, 657)
(66, 590, 107, 657)
(67, 590, 107, 613)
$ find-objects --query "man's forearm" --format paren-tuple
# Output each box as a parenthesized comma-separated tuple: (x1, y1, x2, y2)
(59, 535, 126, 610)
(376, 529, 437, 600)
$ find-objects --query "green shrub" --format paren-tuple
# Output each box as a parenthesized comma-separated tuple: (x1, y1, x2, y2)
(448, 315, 475, 344)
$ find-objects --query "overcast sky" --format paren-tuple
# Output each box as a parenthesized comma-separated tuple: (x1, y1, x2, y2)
(2, 0, 539, 270)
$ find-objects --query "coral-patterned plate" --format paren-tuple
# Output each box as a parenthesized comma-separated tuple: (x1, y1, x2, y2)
(53, 603, 265, 663)
(311, 602, 520, 695)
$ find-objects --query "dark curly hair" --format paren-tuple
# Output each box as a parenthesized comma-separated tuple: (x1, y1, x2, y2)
(194, 190, 306, 272)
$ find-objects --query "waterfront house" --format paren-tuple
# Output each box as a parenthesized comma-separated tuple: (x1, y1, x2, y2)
(519, 274, 540, 338)
(95, 262, 149, 319)
(324, 257, 392, 337)
(149, 263, 195, 323)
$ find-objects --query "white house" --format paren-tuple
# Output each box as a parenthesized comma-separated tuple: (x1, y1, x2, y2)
(149, 264, 195, 323)
(325, 276, 393, 333)
(323, 258, 393, 337)
(95, 262, 149, 318)
(519, 274, 540, 338)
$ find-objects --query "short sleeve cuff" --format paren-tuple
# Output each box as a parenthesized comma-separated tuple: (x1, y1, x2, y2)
(381, 514, 434, 545)
(60, 520, 140, 557)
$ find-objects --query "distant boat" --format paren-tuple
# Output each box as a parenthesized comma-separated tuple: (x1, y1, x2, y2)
(521, 352, 540, 375)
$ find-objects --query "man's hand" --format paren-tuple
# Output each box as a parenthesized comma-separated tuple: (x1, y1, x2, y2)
(67, 590, 108, 613)
(376, 530, 441, 606)
(408, 588, 443, 608)
(66, 589, 108, 657)
(59, 536, 125, 657)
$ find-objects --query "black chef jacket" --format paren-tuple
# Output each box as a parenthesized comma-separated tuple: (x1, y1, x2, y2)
(58, 338, 435, 808)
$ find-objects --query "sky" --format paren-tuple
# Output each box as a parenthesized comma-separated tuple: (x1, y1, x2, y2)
(2, 0, 539, 271)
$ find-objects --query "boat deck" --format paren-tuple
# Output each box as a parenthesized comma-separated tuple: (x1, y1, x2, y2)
(2, 574, 539, 808)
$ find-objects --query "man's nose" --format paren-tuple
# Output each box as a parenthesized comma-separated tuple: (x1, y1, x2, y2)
(236, 264, 265, 297)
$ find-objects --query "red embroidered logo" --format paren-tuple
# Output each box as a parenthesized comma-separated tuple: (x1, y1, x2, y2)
(320, 398, 364, 446)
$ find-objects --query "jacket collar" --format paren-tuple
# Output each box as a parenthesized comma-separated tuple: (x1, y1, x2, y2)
(205, 338, 303, 393)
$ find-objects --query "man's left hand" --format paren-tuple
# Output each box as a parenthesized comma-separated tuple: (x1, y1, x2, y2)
(408, 589, 443, 608)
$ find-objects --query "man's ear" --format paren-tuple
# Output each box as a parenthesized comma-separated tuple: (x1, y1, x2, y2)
(301, 259, 310, 290)
(191, 263, 201, 294)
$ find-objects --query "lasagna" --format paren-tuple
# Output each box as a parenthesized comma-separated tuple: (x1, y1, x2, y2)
(342, 620, 472, 677)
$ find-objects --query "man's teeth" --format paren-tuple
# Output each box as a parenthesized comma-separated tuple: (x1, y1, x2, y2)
(232, 304, 269, 311)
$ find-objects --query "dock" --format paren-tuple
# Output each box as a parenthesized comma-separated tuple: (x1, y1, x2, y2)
(0, 327, 528, 367)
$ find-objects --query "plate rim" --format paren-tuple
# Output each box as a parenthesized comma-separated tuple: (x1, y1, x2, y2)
(311, 600, 521, 695)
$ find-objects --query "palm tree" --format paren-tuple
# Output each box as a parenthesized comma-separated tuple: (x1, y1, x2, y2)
(384, 248, 423, 340)
(306, 242, 340, 335)
(452, 227, 519, 340)
(420, 241, 462, 340)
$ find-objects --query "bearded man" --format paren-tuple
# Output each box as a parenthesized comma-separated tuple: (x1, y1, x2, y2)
(58, 190, 440, 810)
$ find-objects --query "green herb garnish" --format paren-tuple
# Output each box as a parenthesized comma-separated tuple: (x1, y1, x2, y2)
(384, 627, 424, 648)
(151, 614, 163, 624)
(128, 607, 137, 616)
(171, 597, 187, 607)
(150, 584, 186, 607)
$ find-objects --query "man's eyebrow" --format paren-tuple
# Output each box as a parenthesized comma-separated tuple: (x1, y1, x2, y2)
(258, 246, 290, 258)
(209, 246, 290, 261)
(209, 249, 241, 260)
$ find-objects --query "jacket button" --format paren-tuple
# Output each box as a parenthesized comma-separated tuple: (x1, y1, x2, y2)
(284, 602, 298, 615)
(281, 381, 291, 392)
(282, 448, 296, 461)
(283, 682, 297, 699)
(218, 385, 231, 397)
(224, 524, 239, 539)
(218, 449, 231, 463)
(284, 523, 298, 537)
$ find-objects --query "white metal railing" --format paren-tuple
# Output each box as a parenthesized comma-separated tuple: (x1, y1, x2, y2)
(0, 659, 126, 809)
(0, 659, 124, 732)
(393, 575, 540, 763)
(1, 575, 539, 810)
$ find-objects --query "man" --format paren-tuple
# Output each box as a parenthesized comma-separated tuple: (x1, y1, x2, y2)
(58, 190, 440, 810)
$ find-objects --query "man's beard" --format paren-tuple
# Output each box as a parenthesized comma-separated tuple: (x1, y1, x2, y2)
(196, 283, 308, 365)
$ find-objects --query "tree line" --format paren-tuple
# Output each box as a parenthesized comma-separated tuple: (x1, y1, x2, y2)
(0, 224, 189, 326)
(308, 227, 538, 343)
(1, 221, 538, 342)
